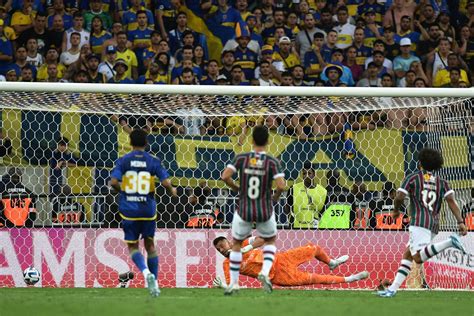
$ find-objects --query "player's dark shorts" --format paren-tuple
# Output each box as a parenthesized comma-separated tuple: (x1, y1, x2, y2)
(122, 220, 156, 242)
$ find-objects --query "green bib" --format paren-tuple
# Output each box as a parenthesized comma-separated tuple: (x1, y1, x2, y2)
(292, 182, 327, 229)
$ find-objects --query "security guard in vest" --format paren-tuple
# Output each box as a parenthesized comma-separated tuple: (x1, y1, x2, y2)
(369, 182, 409, 230)
(462, 188, 474, 231)
(285, 161, 327, 229)
(0, 168, 37, 227)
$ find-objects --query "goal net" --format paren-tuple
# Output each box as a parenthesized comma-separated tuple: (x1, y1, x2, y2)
(0, 83, 472, 290)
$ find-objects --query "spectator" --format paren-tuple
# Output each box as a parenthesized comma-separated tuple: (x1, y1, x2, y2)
(398, 69, 417, 87)
(222, 20, 261, 55)
(344, 46, 364, 82)
(393, 38, 420, 81)
(320, 49, 355, 86)
(437, 10, 456, 42)
(280, 70, 293, 86)
(0, 130, 12, 158)
(357, 62, 382, 87)
(352, 27, 371, 66)
(322, 64, 345, 87)
(326, 169, 349, 203)
(86, 53, 106, 83)
(347, 181, 371, 229)
(418, 4, 436, 30)
(366, 49, 393, 79)
(84, 0, 113, 31)
(193, 44, 206, 73)
(334, 6, 355, 50)
(115, 31, 138, 80)
(17, 12, 48, 54)
(317, 8, 335, 34)
(173, 66, 197, 85)
(382, 26, 400, 60)
(20, 64, 34, 81)
(441, 67, 462, 87)
(235, 0, 251, 21)
(362, 8, 383, 47)
(272, 36, 300, 71)
(122, 0, 154, 31)
(108, 58, 135, 83)
(73, 69, 90, 83)
(137, 59, 168, 84)
(200, 59, 219, 85)
(128, 10, 154, 73)
(426, 37, 452, 81)
(168, 12, 206, 56)
(37, 46, 65, 80)
(262, 9, 292, 45)
(0, 168, 37, 227)
(433, 53, 470, 87)
(245, 14, 264, 47)
(409, 60, 430, 86)
(47, 0, 73, 30)
(98, 45, 116, 80)
(62, 12, 90, 51)
(383, 0, 415, 33)
(141, 32, 161, 70)
(155, 0, 179, 40)
(255, 44, 283, 82)
(232, 24, 257, 80)
(59, 31, 81, 66)
(295, 12, 325, 58)
(47, 14, 65, 51)
(229, 64, 249, 85)
(25, 37, 43, 67)
(220, 50, 234, 79)
(89, 16, 112, 55)
(101, 22, 132, 57)
(208, 0, 242, 29)
(381, 73, 394, 87)
(10, 0, 35, 37)
(394, 15, 420, 51)
(5, 68, 18, 81)
(0, 19, 14, 75)
(416, 23, 442, 57)
(49, 137, 77, 196)
(291, 64, 308, 86)
(10, 46, 30, 77)
(302, 32, 325, 83)
(285, 161, 328, 229)
(171, 55, 202, 82)
(358, 0, 385, 23)
(256, 60, 277, 86)
(42, 62, 60, 82)
(321, 30, 338, 63)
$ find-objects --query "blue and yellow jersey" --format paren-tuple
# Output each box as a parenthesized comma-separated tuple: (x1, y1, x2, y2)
(213, 6, 242, 28)
(116, 0, 152, 12)
(155, 0, 176, 18)
(272, 51, 300, 70)
(233, 47, 258, 80)
(354, 45, 372, 66)
(0, 36, 13, 71)
(142, 46, 159, 63)
(90, 30, 112, 55)
(320, 44, 334, 63)
(110, 150, 170, 220)
(394, 31, 420, 51)
(303, 50, 322, 80)
(363, 26, 383, 48)
(122, 7, 155, 31)
(128, 27, 153, 50)
(116, 48, 138, 78)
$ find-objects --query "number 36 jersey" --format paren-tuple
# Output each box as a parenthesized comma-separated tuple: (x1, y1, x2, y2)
(111, 150, 170, 220)
(228, 151, 284, 223)
(398, 170, 453, 233)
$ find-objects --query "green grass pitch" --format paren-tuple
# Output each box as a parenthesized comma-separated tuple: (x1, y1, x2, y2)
(0, 288, 472, 316)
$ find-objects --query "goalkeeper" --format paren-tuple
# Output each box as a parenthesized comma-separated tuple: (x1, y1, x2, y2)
(212, 236, 368, 288)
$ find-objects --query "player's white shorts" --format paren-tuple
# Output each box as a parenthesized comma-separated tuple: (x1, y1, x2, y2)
(408, 226, 436, 256)
(231, 212, 277, 240)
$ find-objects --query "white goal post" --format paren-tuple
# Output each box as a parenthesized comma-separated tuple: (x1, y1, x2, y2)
(0, 82, 472, 290)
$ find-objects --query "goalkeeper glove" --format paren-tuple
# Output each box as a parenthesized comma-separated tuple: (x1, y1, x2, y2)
(241, 245, 253, 254)
(212, 276, 226, 289)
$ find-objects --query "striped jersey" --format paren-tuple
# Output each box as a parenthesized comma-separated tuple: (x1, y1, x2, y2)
(398, 170, 453, 232)
(228, 151, 284, 222)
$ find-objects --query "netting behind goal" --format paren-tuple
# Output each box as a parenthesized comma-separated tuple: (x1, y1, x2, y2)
(0, 84, 472, 290)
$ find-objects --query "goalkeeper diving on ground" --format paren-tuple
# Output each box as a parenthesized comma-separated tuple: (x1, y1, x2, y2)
(212, 236, 369, 288)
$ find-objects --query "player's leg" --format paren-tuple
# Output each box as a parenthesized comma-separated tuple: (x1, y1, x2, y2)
(227, 213, 252, 295)
(256, 213, 278, 293)
(305, 243, 349, 270)
(380, 247, 413, 297)
(414, 234, 467, 264)
(143, 221, 160, 297)
(278, 271, 368, 286)
(123, 220, 151, 277)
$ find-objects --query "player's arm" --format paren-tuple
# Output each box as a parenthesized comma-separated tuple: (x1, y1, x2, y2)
(110, 177, 121, 192)
(221, 167, 239, 192)
(446, 193, 468, 236)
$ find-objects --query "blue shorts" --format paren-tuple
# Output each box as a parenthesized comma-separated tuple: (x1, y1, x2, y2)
(122, 220, 156, 242)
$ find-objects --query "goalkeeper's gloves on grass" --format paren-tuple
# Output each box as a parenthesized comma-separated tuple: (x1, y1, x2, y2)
(212, 276, 226, 289)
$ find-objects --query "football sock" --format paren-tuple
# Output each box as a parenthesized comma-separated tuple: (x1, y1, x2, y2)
(229, 251, 242, 286)
(313, 245, 331, 265)
(261, 245, 277, 276)
(388, 259, 412, 292)
(420, 239, 452, 262)
(147, 251, 159, 279)
(130, 250, 149, 276)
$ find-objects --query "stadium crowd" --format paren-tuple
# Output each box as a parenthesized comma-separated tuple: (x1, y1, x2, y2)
(0, 0, 473, 137)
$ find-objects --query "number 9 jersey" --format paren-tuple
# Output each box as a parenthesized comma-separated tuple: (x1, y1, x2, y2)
(110, 150, 170, 220)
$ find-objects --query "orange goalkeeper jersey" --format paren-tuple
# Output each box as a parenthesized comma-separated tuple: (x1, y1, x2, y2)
(223, 239, 277, 285)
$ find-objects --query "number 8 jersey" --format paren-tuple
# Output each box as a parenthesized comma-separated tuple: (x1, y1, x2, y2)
(111, 150, 170, 220)
(398, 170, 453, 233)
(228, 151, 284, 223)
